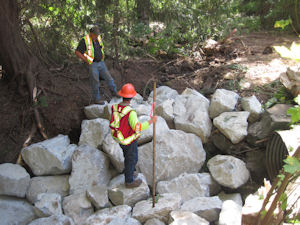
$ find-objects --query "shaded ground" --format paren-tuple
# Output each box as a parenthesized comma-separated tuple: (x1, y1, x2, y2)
(0, 31, 299, 164)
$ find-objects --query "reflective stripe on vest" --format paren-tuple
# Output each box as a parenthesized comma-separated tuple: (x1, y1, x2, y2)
(83, 34, 105, 64)
(110, 105, 141, 145)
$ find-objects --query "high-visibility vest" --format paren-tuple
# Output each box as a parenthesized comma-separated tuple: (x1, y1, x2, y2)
(109, 104, 142, 145)
(83, 34, 105, 64)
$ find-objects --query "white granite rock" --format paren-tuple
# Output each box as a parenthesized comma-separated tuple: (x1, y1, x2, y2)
(69, 144, 111, 194)
(156, 99, 175, 128)
(148, 86, 179, 105)
(63, 192, 94, 225)
(218, 191, 243, 206)
(107, 217, 141, 225)
(102, 133, 124, 173)
(180, 196, 222, 222)
(34, 193, 63, 217)
(241, 95, 263, 123)
(28, 215, 75, 225)
(26, 175, 69, 204)
(84, 205, 132, 225)
(157, 173, 220, 202)
(21, 135, 76, 176)
(138, 129, 206, 186)
(108, 173, 150, 207)
(84, 104, 107, 119)
(79, 118, 110, 148)
(0, 196, 36, 225)
(0, 163, 30, 198)
(144, 218, 166, 225)
(86, 185, 110, 209)
(218, 200, 242, 225)
(132, 103, 152, 116)
(169, 210, 209, 225)
(174, 93, 212, 143)
(132, 193, 182, 223)
(138, 115, 170, 145)
(209, 89, 239, 118)
(213, 111, 250, 144)
(208, 155, 250, 189)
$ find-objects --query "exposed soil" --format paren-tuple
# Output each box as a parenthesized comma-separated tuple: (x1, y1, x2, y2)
(0, 31, 299, 164)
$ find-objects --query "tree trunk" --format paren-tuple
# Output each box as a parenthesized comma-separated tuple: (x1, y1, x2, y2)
(112, 0, 120, 68)
(0, 0, 39, 97)
(0, 0, 47, 160)
(136, 0, 150, 26)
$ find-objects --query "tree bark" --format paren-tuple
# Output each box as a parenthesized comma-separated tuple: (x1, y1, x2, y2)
(0, 0, 47, 157)
(112, 0, 120, 68)
(136, 0, 150, 26)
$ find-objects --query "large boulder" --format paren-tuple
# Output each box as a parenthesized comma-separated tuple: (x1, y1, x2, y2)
(138, 115, 170, 145)
(28, 215, 75, 225)
(0, 163, 30, 198)
(84, 205, 132, 225)
(132, 103, 152, 117)
(218, 191, 243, 206)
(209, 89, 239, 119)
(0, 196, 36, 225)
(69, 144, 111, 194)
(62, 192, 94, 225)
(144, 218, 166, 225)
(148, 86, 179, 105)
(169, 211, 209, 225)
(108, 173, 150, 207)
(107, 217, 141, 225)
(79, 118, 110, 148)
(86, 185, 110, 209)
(26, 175, 69, 204)
(132, 193, 182, 223)
(138, 129, 206, 186)
(247, 104, 292, 145)
(84, 104, 107, 119)
(156, 173, 220, 202)
(218, 200, 242, 225)
(34, 193, 63, 217)
(156, 99, 175, 129)
(241, 95, 263, 123)
(213, 111, 249, 144)
(208, 155, 250, 189)
(180, 196, 223, 222)
(102, 133, 124, 173)
(173, 92, 212, 143)
(21, 135, 76, 176)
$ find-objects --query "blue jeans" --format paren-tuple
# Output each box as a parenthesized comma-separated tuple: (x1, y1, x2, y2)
(89, 61, 117, 101)
(120, 140, 138, 183)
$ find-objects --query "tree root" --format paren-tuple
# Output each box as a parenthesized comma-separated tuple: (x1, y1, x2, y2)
(16, 124, 37, 165)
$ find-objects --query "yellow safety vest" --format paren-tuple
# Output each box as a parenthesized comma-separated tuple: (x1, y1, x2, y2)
(110, 104, 142, 145)
(83, 34, 105, 64)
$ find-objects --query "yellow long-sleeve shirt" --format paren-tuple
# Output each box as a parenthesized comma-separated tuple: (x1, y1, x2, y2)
(128, 110, 150, 132)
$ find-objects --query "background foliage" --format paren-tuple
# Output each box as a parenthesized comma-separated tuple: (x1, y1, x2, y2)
(19, 0, 299, 63)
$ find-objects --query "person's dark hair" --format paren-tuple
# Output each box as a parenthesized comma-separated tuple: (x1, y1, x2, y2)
(90, 26, 100, 35)
(123, 97, 132, 101)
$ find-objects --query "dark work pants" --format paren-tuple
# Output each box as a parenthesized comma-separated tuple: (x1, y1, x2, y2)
(120, 140, 138, 183)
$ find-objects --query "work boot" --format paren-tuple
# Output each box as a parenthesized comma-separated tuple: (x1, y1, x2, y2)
(125, 178, 142, 188)
(94, 100, 105, 105)
(110, 90, 118, 97)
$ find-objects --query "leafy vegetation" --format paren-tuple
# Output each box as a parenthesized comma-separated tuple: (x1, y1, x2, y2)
(17, 0, 265, 62)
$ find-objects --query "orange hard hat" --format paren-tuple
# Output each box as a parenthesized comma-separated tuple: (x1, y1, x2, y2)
(118, 83, 137, 98)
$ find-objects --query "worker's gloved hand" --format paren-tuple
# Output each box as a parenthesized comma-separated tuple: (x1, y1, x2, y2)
(149, 116, 157, 124)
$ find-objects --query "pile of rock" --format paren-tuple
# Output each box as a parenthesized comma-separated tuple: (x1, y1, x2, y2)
(0, 86, 293, 225)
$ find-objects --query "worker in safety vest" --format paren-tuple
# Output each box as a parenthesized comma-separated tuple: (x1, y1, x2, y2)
(75, 25, 118, 105)
(110, 83, 157, 188)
